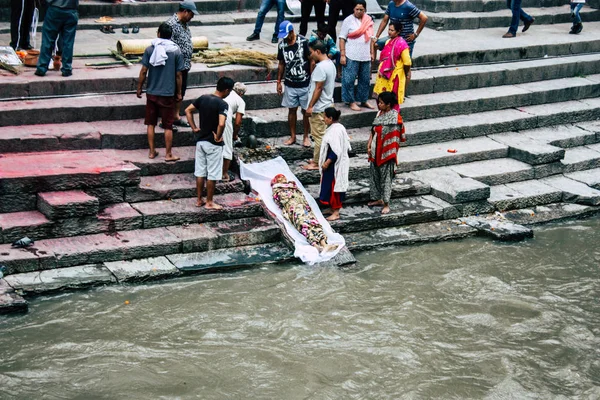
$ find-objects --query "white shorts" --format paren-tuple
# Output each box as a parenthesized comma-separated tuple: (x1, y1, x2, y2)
(223, 124, 233, 160)
(194, 141, 223, 181)
(281, 85, 309, 110)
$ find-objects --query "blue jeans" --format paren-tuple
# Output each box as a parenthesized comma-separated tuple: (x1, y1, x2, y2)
(571, 3, 584, 24)
(37, 6, 78, 73)
(376, 36, 415, 58)
(342, 59, 371, 104)
(253, 0, 285, 36)
(507, 0, 533, 34)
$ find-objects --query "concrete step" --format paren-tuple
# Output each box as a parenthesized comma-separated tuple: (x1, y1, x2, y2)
(328, 194, 459, 233)
(488, 179, 563, 211)
(560, 143, 600, 172)
(502, 201, 600, 225)
(565, 167, 600, 189)
(417, 0, 589, 13)
(428, 5, 600, 30)
(448, 158, 536, 185)
(291, 136, 509, 185)
(246, 74, 600, 138)
(541, 175, 600, 205)
(37, 190, 100, 219)
(0, 216, 280, 274)
(304, 175, 432, 205)
(130, 192, 263, 229)
(0, 279, 28, 314)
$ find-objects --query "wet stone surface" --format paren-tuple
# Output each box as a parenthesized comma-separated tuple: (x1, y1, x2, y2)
(460, 216, 534, 241)
(103, 257, 181, 283)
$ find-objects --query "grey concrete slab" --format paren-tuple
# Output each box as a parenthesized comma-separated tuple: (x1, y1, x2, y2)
(455, 200, 496, 217)
(519, 98, 600, 127)
(560, 145, 600, 172)
(521, 124, 599, 148)
(103, 256, 181, 283)
(0, 291, 28, 314)
(0, 211, 53, 244)
(532, 161, 565, 179)
(0, 244, 56, 274)
(488, 179, 563, 211)
(460, 216, 533, 241)
(503, 202, 600, 225)
(344, 220, 478, 252)
(489, 133, 565, 165)
(449, 158, 535, 185)
(165, 223, 218, 253)
(408, 169, 490, 204)
(205, 217, 281, 249)
(4, 264, 116, 294)
(565, 168, 600, 189)
(167, 242, 294, 272)
(541, 175, 600, 205)
(85, 186, 126, 205)
(37, 190, 99, 220)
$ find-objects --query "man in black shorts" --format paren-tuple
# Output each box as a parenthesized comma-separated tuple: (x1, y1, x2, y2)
(137, 23, 185, 161)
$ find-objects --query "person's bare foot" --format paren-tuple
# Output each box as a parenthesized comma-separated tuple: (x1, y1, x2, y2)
(196, 199, 205, 207)
(349, 102, 361, 111)
(368, 200, 384, 207)
(165, 155, 180, 162)
(205, 201, 223, 210)
(284, 137, 296, 146)
(322, 243, 339, 253)
(149, 150, 159, 159)
(326, 214, 340, 221)
(303, 138, 311, 148)
(361, 101, 375, 109)
(302, 162, 319, 170)
(321, 208, 333, 215)
(381, 205, 390, 214)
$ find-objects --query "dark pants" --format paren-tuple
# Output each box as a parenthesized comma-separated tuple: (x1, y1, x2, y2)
(37, 5, 78, 74)
(300, 0, 326, 36)
(327, 0, 354, 42)
(10, 0, 35, 49)
(506, 0, 533, 34)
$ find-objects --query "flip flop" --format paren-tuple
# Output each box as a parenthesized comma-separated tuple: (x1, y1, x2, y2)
(173, 119, 190, 127)
(149, 150, 159, 159)
(122, 26, 129, 34)
(100, 26, 111, 34)
(165, 156, 180, 162)
(132, 26, 140, 34)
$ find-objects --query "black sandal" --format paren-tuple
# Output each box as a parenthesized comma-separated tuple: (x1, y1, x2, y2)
(122, 26, 129, 33)
(101, 25, 111, 34)
(132, 26, 140, 34)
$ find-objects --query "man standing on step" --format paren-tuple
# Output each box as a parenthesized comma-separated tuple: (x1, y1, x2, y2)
(166, 1, 199, 127)
(10, 0, 36, 50)
(277, 21, 313, 148)
(502, 0, 534, 38)
(374, 0, 428, 58)
(303, 40, 336, 171)
(137, 23, 184, 162)
(246, 0, 285, 43)
(222, 82, 247, 182)
(185, 77, 234, 210)
(34, 0, 78, 77)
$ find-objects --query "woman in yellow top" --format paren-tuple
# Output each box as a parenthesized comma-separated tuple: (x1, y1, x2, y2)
(373, 21, 412, 108)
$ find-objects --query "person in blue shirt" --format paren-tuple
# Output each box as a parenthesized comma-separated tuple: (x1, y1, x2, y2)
(374, 0, 428, 58)
(309, 23, 341, 80)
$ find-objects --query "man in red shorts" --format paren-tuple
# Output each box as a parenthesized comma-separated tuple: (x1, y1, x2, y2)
(137, 22, 184, 161)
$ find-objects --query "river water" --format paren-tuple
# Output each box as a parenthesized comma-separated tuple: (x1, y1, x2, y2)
(1, 219, 599, 399)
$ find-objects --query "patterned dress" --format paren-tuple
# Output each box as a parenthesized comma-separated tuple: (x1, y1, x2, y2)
(166, 13, 193, 70)
(272, 181, 327, 246)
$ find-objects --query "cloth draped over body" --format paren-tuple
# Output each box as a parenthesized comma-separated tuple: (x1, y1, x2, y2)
(319, 122, 352, 193)
(149, 38, 180, 66)
(346, 15, 374, 42)
(369, 109, 405, 166)
(240, 157, 345, 265)
(373, 37, 411, 104)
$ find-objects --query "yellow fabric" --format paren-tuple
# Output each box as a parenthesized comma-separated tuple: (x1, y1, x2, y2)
(373, 48, 411, 105)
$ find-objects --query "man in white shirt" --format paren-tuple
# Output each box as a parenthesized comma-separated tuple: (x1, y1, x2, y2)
(303, 40, 337, 171)
(222, 82, 247, 181)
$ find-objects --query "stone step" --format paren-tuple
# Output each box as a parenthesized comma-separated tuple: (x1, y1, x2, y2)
(291, 136, 509, 185)
(418, 0, 585, 13)
(541, 175, 600, 205)
(448, 158, 536, 185)
(130, 192, 263, 229)
(37, 190, 99, 219)
(489, 132, 566, 165)
(328, 194, 459, 233)
(488, 179, 563, 211)
(304, 175, 431, 205)
(0, 216, 280, 273)
(516, 123, 600, 148)
(0, 202, 142, 244)
(246, 74, 600, 138)
(0, 279, 28, 314)
(560, 143, 600, 172)
(125, 173, 245, 203)
(428, 5, 600, 30)
(502, 202, 600, 225)
(565, 167, 600, 189)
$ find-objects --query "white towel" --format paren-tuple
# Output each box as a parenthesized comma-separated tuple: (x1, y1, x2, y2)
(319, 122, 352, 193)
(149, 38, 180, 67)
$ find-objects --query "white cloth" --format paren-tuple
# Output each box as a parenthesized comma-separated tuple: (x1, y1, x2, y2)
(240, 157, 346, 265)
(223, 91, 246, 160)
(149, 38, 180, 67)
(339, 15, 373, 62)
(319, 122, 352, 193)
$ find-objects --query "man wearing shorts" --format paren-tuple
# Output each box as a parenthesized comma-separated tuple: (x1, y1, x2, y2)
(222, 82, 247, 182)
(185, 77, 234, 210)
(277, 21, 314, 147)
(137, 23, 184, 161)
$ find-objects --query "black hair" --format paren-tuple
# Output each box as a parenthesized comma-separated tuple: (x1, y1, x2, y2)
(389, 20, 403, 33)
(354, 0, 367, 10)
(309, 40, 327, 54)
(378, 91, 397, 106)
(324, 107, 341, 121)
(317, 23, 329, 34)
(217, 77, 235, 92)
(157, 23, 172, 40)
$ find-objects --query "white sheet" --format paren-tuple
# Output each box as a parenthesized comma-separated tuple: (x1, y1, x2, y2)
(240, 157, 345, 265)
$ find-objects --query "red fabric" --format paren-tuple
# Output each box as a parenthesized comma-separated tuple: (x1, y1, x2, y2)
(346, 15, 374, 43)
(319, 179, 343, 210)
(271, 174, 286, 186)
(369, 113, 405, 167)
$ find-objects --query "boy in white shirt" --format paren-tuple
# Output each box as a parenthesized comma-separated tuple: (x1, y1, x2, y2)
(222, 82, 247, 181)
